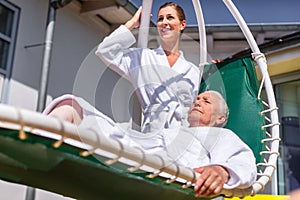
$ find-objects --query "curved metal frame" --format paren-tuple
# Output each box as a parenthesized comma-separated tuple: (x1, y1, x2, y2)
(221, 0, 280, 197)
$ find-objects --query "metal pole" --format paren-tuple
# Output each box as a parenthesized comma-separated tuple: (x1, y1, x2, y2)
(27, 2, 56, 198)
(36, 0, 56, 113)
(27, 0, 73, 199)
(25, 187, 36, 200)
(192, 0, 207, 67)
(132, 0, 153, 131)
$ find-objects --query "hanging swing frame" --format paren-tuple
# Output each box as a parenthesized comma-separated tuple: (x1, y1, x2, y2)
(192, 0, 280, 197)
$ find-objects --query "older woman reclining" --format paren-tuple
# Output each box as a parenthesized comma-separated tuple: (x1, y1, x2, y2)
(44, 90, 257, 197)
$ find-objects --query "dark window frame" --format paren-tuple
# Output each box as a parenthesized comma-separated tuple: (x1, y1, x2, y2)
(0, 0, 19, 102)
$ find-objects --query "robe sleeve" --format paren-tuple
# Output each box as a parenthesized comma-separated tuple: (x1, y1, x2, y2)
(208, 129, 257, 189)
(95, 25, 136, 77)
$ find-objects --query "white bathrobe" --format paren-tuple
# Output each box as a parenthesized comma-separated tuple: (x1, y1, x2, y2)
(43, 95, 256, 190)
(75, 115, 257, 190)
(44, 25, 200, 133)
(95, 25, 201, 133)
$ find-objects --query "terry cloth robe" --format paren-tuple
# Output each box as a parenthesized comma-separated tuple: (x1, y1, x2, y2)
(161, 126, 257, 190)
(43, 100, 256, 190)
(95, 25, 201, 133)
(76, 116, 257, 190)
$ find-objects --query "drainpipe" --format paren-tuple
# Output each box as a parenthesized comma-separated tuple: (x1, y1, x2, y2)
(29, 1, 73, 199)
(36, 0, 73, 113)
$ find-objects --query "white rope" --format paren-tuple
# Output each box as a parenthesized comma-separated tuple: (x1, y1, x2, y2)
(16, 107, 27, 140)
(261, 122, 281, 130)
(257, 75, 266, 100)
(260, 107, 279, 115)
(127, 146, 146, 172)
(262, 100, 270, 108)
(264, 116, 271, 123)
(252, 52, 267, 62)
(261, 138, 281, 143)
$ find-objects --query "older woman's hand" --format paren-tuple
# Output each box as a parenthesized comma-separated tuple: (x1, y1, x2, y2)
(194, 165, 229, 197)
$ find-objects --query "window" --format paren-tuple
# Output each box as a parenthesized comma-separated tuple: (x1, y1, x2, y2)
(0, 0, 19, 101)
(276, 80, 300, 120)
(275, 78, 300, 194)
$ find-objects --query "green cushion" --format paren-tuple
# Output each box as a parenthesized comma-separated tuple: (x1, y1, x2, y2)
(199, 57, 265, 163)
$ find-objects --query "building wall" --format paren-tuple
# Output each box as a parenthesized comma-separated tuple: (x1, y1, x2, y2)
(1, 0, 129, 199)
(6, 0, 101, 106)
(6, 0, 134, 122)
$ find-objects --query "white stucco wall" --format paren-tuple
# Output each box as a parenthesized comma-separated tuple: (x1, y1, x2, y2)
(4, 0, 135, 119)
(1, 0, 129, 199)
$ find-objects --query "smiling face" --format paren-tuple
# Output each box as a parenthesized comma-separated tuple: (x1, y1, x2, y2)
(156, 5, 186, 42)
(188, 91, 227, 127)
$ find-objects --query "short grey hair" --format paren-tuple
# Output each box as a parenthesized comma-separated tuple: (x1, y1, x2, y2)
(207, 90, 229, 127)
